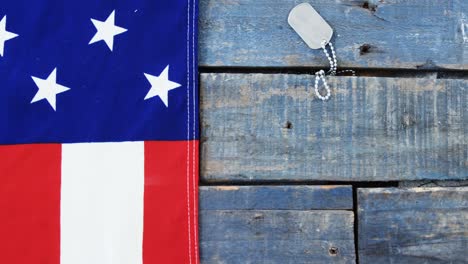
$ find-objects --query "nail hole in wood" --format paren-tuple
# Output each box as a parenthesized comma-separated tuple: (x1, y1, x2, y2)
(285, 121, 293, 129)
(362, 1, 377, 12)
(329, 247, 339, 256)
(359, 44, 372, 55)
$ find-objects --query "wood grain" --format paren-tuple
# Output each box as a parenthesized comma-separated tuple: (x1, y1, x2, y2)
(199, 0, 468, 69)
(200, 185, 353, 210)
(200, 73, 468, 182)
(399, 180, 468, 188)
(358, 187, 468, 263)
(200, 210, 355, 263)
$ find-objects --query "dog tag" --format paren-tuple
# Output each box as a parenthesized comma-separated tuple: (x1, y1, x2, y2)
(288, 3, 333, 49)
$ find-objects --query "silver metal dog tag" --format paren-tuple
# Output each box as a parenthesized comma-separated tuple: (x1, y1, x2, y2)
(288, 3, 333, 49)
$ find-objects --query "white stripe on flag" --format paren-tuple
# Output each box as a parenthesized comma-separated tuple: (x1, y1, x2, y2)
(61, 142, 145, 264)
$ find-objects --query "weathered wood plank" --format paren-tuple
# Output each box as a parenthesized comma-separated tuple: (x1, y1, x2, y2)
(200, 74, 468, 182)
(200, 210, 355, 264)
(200, 185, 353, 210)
(399, 180, 468, 188)
(199, 0, 468, 69)
(358, 187, 468, 264)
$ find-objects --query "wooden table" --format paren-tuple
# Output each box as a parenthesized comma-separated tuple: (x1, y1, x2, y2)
(197, 1, 468, 263)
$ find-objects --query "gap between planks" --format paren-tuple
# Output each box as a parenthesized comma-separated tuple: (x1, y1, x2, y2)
(199, 67, 468, 80)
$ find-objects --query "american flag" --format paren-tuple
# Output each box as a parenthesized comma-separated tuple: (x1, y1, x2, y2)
(0, 0, 199, 263)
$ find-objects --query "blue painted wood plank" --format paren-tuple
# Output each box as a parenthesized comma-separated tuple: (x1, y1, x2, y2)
(200, 210, 355, 263)
(399, 180, 468, 187)
(200, 185, 353, 210)
(358, 187, 468, 264)
(199, 0, 468, 69)
(200, 74, 468, 182)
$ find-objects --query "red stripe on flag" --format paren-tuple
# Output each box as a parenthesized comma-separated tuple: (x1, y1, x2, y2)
(192, 140, 200, 264)
(0, 144, 61, 264)
(143, 141, 199, 264)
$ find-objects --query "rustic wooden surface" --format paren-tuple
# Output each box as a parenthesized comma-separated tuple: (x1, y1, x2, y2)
(399, 180, 468, 188)
(200, 74, 468, 182)
(200, 186, 355, 264)
(198, 0, 468, 262)
(199, 0, 468, 69)
(200, 185, 353, 210)
(358, 187, 468, 264)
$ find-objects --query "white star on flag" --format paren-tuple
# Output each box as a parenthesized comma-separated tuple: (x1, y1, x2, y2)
(31, 68, 71, 111)
(89, 10, 127, 51)
(144, 65, 181, 107)
(0, 15, 19, 57)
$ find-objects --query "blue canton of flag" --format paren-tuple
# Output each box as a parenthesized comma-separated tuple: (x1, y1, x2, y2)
(0, 0, 199, 143)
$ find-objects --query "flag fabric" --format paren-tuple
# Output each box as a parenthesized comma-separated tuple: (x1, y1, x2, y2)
(0, 1, 199, 263)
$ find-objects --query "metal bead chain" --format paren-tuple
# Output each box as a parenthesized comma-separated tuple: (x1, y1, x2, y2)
(314, 70, 330, 101)
(321, 40, 337, 76)
(314, 41, 356, 101)
(337, 69, 356, 76)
